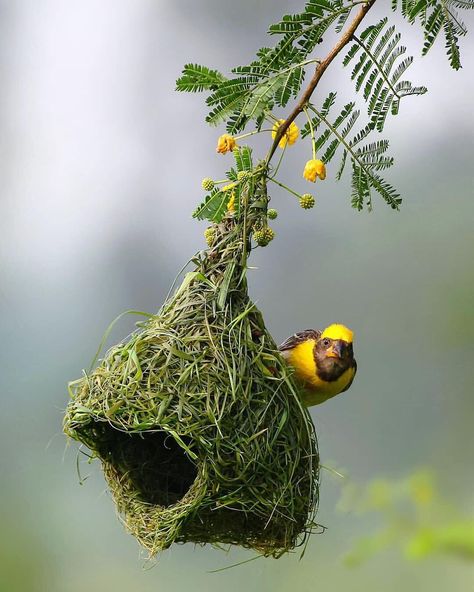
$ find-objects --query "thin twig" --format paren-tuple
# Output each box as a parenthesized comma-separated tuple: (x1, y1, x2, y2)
(266, 0, 377, 164)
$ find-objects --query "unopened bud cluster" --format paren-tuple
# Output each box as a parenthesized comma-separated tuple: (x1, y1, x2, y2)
(201, 178, 215, 191)
(237, 171, 251, 182)
(204, 227, 217, 247)
(267, 208, 278, 220)
(299, 193, 315, 209)
(253, 226, 275, 246)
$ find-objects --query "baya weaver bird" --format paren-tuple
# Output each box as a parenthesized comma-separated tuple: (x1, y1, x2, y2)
(279, 323, 356, 406)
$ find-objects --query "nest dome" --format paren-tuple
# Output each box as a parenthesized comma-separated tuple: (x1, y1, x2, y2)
(64, 216, 320, 557)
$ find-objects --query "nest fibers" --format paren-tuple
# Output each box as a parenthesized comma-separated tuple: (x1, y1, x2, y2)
(64, 216, 320, 557)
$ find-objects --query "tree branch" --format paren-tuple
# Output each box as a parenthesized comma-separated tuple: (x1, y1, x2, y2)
(266, 0, 377, 164)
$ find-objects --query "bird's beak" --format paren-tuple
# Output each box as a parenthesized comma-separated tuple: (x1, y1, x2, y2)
(327, 342, 342, 358)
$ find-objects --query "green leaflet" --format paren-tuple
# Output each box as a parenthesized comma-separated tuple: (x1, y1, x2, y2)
(176, 64, 226, 92)
(392, 0, 474, 70)
(304, 96, 400, 211)
(193, 189, 229, 223)
(343, 18, 427, 131)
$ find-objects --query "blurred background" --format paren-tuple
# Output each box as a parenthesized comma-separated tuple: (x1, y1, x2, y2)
(0, 1, 473, 590)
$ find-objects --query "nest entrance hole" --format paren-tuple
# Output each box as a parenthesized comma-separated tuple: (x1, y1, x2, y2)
(96, 426, 197, 507)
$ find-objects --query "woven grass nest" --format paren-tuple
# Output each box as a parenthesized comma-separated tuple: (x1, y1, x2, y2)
(64, 205, 320, 557)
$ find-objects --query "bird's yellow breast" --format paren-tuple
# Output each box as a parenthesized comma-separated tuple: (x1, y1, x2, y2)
(286, 339, 355, 406)
(286, 339, 318, 385)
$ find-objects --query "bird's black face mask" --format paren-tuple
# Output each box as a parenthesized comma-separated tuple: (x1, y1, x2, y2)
(314, 338, 353, 381)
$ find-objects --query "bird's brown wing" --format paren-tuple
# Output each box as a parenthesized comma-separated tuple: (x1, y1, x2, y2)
(278, 329, 321, 351)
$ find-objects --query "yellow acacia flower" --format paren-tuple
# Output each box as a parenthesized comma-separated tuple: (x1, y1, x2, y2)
(216, 134, 237, 154)
(272, 119, 299, 149)
(227, 194, 236, 213)
(303, 159, 326, 182)
(221, 182, 236, 192)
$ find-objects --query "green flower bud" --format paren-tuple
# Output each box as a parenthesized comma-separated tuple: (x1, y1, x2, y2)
(253, 226, 275, 247)
(204, 227, 216, 247)
(201, 178, 215, 191)
(299, 193, 315, 209)
(237, 170, 251, 182)
(267, 208, 278, 220)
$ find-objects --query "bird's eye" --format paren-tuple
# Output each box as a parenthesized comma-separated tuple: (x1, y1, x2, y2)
(322, 338, 330, 347)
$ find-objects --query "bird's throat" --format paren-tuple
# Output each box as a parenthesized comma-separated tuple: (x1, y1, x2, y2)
(314, 356, 349, 382)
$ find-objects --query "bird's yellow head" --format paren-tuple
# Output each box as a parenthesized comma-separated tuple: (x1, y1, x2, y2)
(318, 324, 354, 360)
(321, 324, 354, 344)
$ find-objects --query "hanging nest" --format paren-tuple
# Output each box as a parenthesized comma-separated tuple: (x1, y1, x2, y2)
(64, 164, 320, 557)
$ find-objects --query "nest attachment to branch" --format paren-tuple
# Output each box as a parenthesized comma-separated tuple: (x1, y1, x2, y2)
(64, 211, 320, 557)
